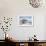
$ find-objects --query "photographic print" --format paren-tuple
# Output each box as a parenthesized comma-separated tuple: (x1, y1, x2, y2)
(18, 16, 33, 26)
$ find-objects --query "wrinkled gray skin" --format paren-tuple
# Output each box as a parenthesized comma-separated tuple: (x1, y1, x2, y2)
(29, 0, 41, 8)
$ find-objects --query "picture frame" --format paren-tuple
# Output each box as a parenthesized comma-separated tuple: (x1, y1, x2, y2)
(17, 16, 34, 26)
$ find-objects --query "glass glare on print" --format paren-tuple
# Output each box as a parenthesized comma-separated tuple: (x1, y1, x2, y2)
(19, 16, 33, 26)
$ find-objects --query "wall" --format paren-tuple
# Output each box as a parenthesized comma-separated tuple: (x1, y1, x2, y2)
(44, 16, 46, 40)
(0, 0, 46, 40)
(0, 16, 45, 40)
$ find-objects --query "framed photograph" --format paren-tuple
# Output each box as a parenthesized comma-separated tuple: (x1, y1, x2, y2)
(17, 16, 33, 26)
